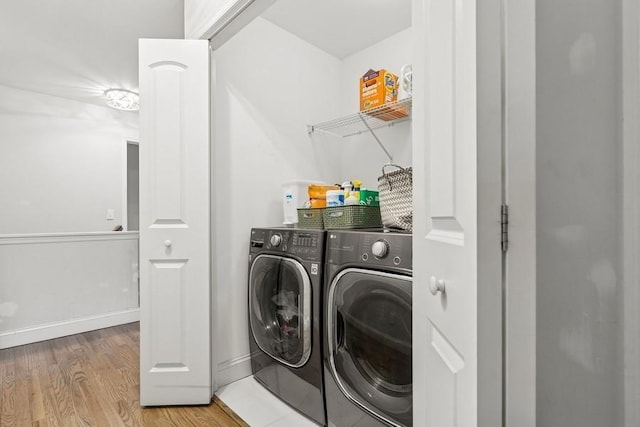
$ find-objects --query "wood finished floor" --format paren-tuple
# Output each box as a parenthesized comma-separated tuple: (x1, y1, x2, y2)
(0, 322, 248, 427)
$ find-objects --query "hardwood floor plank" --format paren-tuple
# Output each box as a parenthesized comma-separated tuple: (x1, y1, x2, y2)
(41, 386, 63, 426)
(0, 322, 248, 426)
(90, 373, 130, 426)
(13, 345, 44, 425)
(1, 347, 17, 426)
(28, 369, 46, 425)
(19, 342, 42, 372)
(46, 361, 74, 421)
(214, 396, 251, 427)
(35, 344, 59, 427)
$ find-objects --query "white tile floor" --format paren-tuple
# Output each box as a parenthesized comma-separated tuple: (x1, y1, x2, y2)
(216, 376, 319, 427)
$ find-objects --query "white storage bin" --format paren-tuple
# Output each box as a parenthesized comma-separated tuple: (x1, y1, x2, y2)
(282, 180, 323, 225)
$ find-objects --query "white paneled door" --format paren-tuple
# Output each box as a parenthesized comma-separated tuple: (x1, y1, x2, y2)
(138, 39, 211, 406)
(412, 0, 503, 425)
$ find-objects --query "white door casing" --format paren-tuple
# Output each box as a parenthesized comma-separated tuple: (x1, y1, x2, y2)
(503, 0, 536, 425)
(139, 39, 211, 406)
(412, 0, 503, 425)
(185, 0, 277, 43)
(623, 1, 640, 426)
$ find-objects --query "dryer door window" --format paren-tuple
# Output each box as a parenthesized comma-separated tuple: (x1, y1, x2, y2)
(249, 254, 312, 368)
(327, 268, 412, 426)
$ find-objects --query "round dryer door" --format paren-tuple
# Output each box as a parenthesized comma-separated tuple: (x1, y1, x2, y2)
(327, 268, 412, 427)
(249, 254, 312, 368)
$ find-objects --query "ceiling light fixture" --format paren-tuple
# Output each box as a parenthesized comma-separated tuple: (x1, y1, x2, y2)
(104, 88, 140, 111)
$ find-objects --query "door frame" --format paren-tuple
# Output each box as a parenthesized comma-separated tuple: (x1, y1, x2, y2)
(203, 0, 277, 49)
(195, 0, 540, 422)
(503, 0, 536, 425)
(623, 0, 640, 425)
(192, 0, 640, 422)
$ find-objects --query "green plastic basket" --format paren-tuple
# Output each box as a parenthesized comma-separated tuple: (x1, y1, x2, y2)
(322, 205, 382, 229)
(297, 208, 325, 229)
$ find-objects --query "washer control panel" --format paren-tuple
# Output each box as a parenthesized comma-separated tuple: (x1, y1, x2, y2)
(250, 228, 325, 262)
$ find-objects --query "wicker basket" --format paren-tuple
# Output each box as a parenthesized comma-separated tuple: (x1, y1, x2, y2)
(297, 208, 325, 229)
(322, 205, 382, 229)
(378, 164, 413, 231)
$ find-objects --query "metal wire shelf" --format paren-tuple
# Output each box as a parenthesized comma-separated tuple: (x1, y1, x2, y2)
(307, 98, 412, 162)
(307, 97, 412, 138)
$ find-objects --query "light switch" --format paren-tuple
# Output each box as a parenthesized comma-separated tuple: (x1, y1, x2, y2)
(107, 209, 115, 220)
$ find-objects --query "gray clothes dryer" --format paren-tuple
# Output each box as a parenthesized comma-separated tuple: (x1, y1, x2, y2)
(248, 227, 326, 426)
(324, 230, 412, 427)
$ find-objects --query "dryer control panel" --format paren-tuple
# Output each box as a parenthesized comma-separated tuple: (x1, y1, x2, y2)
(326, 230, 412, 270)
(250, 228, 325, 262)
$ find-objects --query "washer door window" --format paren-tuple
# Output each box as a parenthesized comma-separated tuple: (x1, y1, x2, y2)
(328, 268, 412, 427)
(249, 254, 311, 368)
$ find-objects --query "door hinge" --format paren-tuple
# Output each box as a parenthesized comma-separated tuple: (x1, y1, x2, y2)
(501, 204, 509, 252)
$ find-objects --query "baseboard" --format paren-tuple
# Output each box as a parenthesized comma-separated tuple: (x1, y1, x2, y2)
(0, 308, 140, 349)
(216, 353, 252, 388)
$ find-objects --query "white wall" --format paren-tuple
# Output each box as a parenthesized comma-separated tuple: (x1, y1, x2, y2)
(211, 17, 412, 386)
(212, 16, 343, 384)
(338, 28, 412, 187)
(536, 0, 623, 425)
(0, 232, 139, 348)
(0, 85, 138, 234)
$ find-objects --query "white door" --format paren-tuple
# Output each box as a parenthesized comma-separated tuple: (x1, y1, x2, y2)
(412, 0, 503, 425)
(138, 39, 211, 406)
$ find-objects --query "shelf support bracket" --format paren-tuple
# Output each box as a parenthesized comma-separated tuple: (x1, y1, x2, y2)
(357, 113, 393, 162)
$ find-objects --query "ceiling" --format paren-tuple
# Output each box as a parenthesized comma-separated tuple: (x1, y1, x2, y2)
(0, 0, 410, 109)
(262, 0, 411, 59)
(0, 0, 184, 109)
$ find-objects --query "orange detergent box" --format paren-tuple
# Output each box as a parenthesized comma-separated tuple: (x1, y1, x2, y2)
(359, 69, 399, 111)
